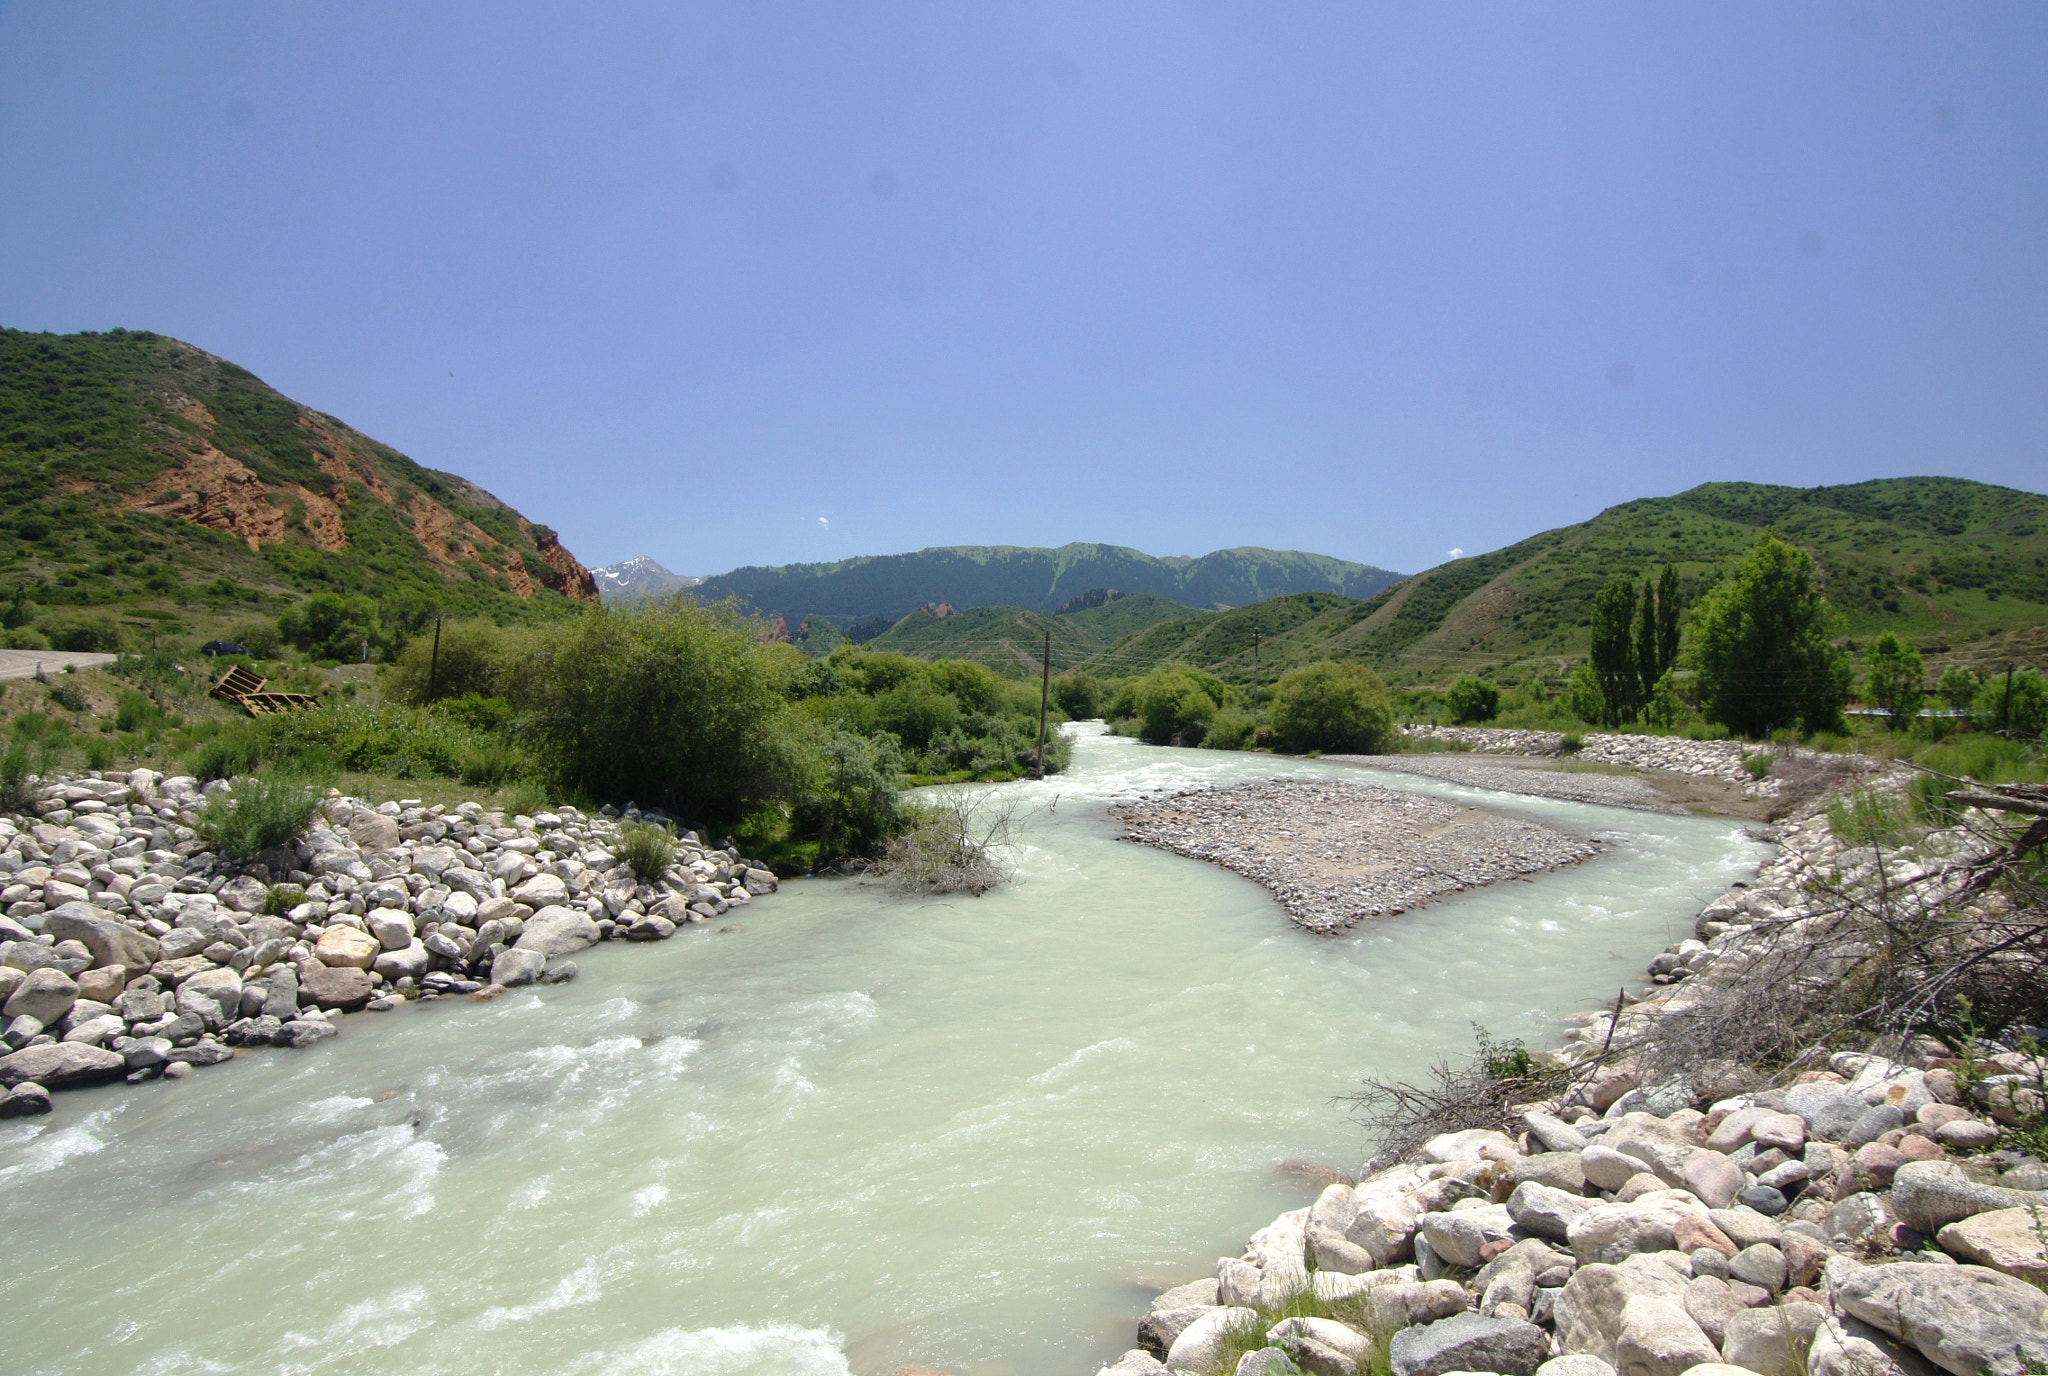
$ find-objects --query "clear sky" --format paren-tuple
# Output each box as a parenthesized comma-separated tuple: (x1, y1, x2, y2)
(2, 3, 2043, 579)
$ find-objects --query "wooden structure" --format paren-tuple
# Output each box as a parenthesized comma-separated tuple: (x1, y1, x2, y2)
(209, 665, 322, 718)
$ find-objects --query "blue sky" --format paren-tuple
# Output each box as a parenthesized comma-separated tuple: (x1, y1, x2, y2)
(2, 3, 2043, 579)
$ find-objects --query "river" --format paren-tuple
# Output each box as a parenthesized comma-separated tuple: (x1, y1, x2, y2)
(0, 725, 1767, 1375)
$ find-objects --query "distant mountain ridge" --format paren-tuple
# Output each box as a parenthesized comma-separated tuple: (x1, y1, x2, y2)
(593, 556, 699, 601)
(1074, 477, 2048, 685)
(692, 542, 1402, 628)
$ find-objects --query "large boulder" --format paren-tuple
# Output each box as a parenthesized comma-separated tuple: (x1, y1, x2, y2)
(513, 905, 601, 957)
(1612, 1296, 1719, 1376)
(1164, 1307, 1258, 1374)
(1255, 1209, 1313, 1309)
(1390, 1311, 1549, 1376)
(1829, 1258, 2048, 1376)
(0, 1041, 125, 1088)
(41, 903, 158, 975)
(1509, 1181, 1593, 1243)
(1889, 1160, 2047, 1235)
(175, 968, 243, 1029)
(2, 967, 79, 1026)
(1719, 1301, 1822, 1376)
(314, 926, 381, 970)
(1420, 1204, 1516, 1268)
(490, 948, 548, 988)
(1935, 1207, 2048, 1282)
(1806, 1314, 1939, 1376)
(1553, 1257, 1690, 1363)
(297, 964, 375, 1012)
(348, 812, 401, 851)
(1569, 1192, 1709, 1265)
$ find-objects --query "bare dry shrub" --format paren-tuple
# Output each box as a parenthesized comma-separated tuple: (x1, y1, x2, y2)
(871, 792, 1017, 897)
(1342, 1027, 1566, 1170)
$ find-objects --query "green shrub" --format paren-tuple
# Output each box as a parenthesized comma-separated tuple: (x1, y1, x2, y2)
(0, 742, 31, 814)
(617, 819, 677, 883)
(0, 626, 49, 651)
(1970, 668, 2048, 740)
(512, 599, 809, 819)
(1445, 675, 1500, 725)
(1742, 751, 1775, 781)
(10, 712, 51, 742)
(195, 777, 323, 861)
(1267, 661, 1395, 754)
(1052, 671, 1103, 721)
(189, 724, 267, 782)
(45, 682, 87, 714)
(40, 613, 124, 653)
(264, 884, 306, 916)
(1203, 705, 1256, 751)
(83, 737, 116, 771)
(386, 619, 508, 703)
(457, 737, 524, 788)
(1559, 732, 1584, 754)
(499, 779, 550, 818)
(114, 690, 159, 733)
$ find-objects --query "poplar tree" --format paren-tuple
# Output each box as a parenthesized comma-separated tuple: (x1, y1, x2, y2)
(1589, 579, 1639, 725)
(1689, 534, 1851, 738)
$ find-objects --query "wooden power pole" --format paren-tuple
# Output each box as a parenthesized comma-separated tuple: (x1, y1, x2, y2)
(1034, 629, 1051, 777)
(426, 617, 443, 701)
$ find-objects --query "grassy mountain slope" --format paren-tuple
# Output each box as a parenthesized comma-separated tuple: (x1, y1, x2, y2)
(693, 542, 1401, 626)
(0, 328, 596, 641)
(1081, 478, 2048, 686)
(862, 592, 1198, 677)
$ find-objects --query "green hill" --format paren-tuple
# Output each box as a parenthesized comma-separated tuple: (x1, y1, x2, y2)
(860, 591, 1198, 676)
(1076, 478, 2048, 686)
(693, 542, 1402, 627)
(0, 327, 597, 647)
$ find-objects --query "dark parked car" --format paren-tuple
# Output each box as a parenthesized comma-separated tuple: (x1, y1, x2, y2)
(200, 641, 248, 657)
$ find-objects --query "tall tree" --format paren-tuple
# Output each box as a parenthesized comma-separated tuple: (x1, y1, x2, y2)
(1655, 563, 1683, 678)
(1589, 579, 1639, 725)
(1689, 534, 1851, 738)
(1862, 631, 1924, 730)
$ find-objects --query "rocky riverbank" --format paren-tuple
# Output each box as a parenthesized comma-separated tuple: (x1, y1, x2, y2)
(1110, 779, 1601, 933)
(0, 769, 775, 1114)
(1094, 742, 2048, 1376)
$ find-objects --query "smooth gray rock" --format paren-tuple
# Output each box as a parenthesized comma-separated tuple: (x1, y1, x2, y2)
(60, 1013, 123, 1046)
(274, 1019, 339, 1049)
(1421, 1205, 1515, 1269)
(0, 1080, 53, 1116)
(1737, 1185, 1788, 1215)
(0, 1040, 125, 1087)
(1509, 1180, 1592, 1243)
(297, 964, 374, 1011)
(538, 960, 578, 985)
(1097, 1352, 1171, 1376)
(260, 968, 299, 1020)
(1534, 1359, 1613, 1376)
(490, 947, 547, 987)
(2, 966, 79, 1026)
(1526, 1110, 1591, 1154)
(1807, 1313, 1939, 1376)
(41, 902, 158, 974)
(1720, 1300, 1823, 1376)
(1727, 1242, 1787, 1292)
(1890, 1160, 2048, 1235)
(167, 1041, 233, 1067)
(373, 941, 429, 982)
(1136, 1305, 1212, 1358)
(1843, 1103, 1907, 1148)
(1165, 1307, 1259, 1375)
(121, 1035, 172, 1068)
(1551, 1257, 1689, 1364)
(1830, 1259, 2048, 1376)
(175, 967, 242, 1028)
(511, 905, 600, 957)
(1612, 1295, 1719, 1376)
(1390, 1310, 1549, 1376)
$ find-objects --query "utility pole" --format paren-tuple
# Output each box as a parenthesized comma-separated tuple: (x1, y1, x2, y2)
(1034, 629, 1051, 778)
(427, 617, 443, 701)
(2001, 662, 2015, 735)
(1252, 630, 1261, 708)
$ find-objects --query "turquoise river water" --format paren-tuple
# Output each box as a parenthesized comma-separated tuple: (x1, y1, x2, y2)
(0, 725, 1767, 1375)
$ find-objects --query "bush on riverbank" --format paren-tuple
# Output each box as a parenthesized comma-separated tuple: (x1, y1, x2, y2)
(1267, 661, 1396, 754)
